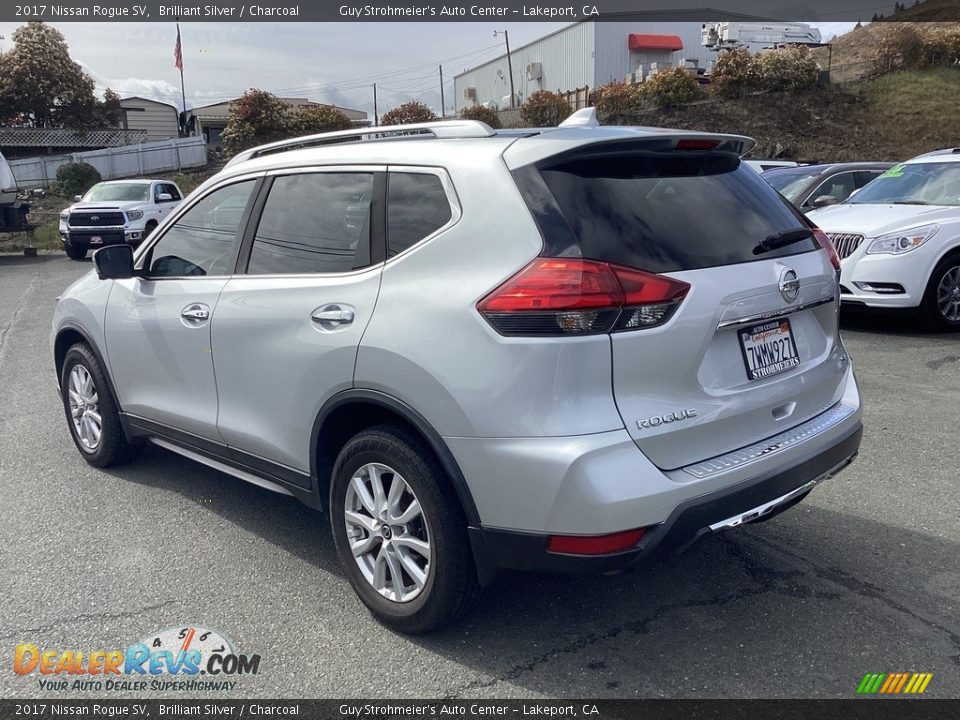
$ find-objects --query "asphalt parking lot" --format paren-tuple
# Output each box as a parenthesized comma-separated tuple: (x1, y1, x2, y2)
(1, 253, 958, 700)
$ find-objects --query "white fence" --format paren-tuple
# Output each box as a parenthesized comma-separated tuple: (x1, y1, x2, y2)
(9, 136, 207, 189)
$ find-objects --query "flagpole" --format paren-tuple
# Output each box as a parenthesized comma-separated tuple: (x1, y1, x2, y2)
(176, 22, 187, 135)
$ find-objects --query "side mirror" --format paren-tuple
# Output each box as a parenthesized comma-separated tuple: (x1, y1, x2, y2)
(74, 195, 83, 202)
(812, 195, 839, 208)
(93, 244, 135, 280)
(157, 192, 173, 202)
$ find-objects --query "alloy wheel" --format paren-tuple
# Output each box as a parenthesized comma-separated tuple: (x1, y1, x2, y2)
(344, 462, 432, 603)
(68, 364, 102, 451)
(936, 265, 960, 322)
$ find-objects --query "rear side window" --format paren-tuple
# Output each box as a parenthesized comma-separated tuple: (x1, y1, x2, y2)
(515, 153, 816, 273)
(248, 172, 374, 275)
(387, 172, 452, 258)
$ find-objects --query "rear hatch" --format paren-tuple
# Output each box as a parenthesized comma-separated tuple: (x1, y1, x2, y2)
(510, 139, 845, 470)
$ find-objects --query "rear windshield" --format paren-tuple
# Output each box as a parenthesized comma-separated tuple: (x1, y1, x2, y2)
(514, 152, 817, 273)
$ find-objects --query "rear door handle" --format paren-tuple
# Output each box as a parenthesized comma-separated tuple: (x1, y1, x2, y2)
(311, 305, 355, 328)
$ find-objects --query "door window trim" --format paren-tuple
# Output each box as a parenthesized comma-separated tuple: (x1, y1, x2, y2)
(133, 173, 267, 280)
(235, 165, 387, 277)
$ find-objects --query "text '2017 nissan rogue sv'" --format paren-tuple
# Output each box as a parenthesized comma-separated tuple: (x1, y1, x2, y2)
(51, 110, 863, 633)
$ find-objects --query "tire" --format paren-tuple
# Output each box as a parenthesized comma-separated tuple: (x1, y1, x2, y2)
(60, 343, 142, 468)
(64, 242, 87, 260)
(921, 253, 960, 331)
(330, 425, 480, 634)
(144, 221, 158, 238)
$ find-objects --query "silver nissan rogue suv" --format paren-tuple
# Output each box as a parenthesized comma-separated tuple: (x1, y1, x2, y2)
(51, 111, 863, 633)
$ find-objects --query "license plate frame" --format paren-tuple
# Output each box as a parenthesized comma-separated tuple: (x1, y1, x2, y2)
(737, 318, 800, 381)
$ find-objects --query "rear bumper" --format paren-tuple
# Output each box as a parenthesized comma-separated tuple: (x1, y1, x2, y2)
(468, 421, 861, 579)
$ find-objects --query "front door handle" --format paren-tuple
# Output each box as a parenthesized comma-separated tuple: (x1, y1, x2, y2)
(311, 304, 355, 329)
(180, 303, 210, 325)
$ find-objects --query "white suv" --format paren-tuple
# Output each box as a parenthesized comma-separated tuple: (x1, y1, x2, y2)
(52, 114, 862, 633)
(808, 149, 960, 329)
(60, 179, 183, 260)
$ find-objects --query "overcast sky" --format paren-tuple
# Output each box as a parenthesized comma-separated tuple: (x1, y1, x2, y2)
(0, 21, 857, 118)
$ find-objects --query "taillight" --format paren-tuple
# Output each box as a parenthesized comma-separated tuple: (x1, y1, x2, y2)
(477, 258, 690, 336)
(813, 228, 841, 271)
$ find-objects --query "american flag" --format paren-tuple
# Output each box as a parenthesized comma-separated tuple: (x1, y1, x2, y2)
(174, 24, 183, 72)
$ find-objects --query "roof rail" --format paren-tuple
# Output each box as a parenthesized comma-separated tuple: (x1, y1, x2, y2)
(225, 120, 497, 167)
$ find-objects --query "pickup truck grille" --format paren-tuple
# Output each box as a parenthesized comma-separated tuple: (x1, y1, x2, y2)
(827, 233, 865, 260)
(69, 211, 125, 227)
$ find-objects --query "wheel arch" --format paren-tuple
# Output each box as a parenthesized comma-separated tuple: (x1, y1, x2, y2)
(54, 324, 133, 441)
(311, 389, 480, 524)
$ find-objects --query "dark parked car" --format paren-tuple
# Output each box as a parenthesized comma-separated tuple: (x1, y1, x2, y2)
(762, 162, 894, 213)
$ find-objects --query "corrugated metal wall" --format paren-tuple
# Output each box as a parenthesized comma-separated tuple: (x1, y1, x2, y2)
(593, 22, 714, 85)
(454, 21, 715, 112)
(454, 22, 595, 112)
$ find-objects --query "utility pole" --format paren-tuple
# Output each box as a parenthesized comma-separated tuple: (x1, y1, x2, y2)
(494, 30, 515, 108)
(439, 65, 445, 117)
(373, 83, 378, 126)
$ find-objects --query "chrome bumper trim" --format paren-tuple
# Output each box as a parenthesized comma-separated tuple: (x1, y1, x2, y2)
(717, 296, 835, 331)
(683, 403, 857, 480)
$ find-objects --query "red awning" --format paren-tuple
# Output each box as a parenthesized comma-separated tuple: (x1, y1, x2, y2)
(628, 34, 684, 52)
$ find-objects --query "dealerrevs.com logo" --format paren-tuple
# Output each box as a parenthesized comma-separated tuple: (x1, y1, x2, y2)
(14, 626, 261, 692)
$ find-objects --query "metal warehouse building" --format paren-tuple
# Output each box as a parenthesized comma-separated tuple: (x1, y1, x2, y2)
(454, 21, 716, 112)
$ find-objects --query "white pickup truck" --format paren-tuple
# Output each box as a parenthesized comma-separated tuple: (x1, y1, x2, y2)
(59, 179, 183, 260)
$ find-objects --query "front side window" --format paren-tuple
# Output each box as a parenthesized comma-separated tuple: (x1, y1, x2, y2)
(146, 180, 256, 277)
(809, 172, 856, 205)
(387, 172, 453, 257)
(247, 172, 375, 275)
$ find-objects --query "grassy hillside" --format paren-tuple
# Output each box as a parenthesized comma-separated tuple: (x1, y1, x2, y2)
(647, 67, 960, 163)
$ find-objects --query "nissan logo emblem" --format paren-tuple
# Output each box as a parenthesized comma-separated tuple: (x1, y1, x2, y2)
(779, 269, 800, 303)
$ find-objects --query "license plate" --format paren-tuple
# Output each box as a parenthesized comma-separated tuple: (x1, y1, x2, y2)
(738, 319, 800, 381)
(90, 236, 103, 244)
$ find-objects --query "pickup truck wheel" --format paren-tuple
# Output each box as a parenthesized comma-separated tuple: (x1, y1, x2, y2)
(64, 242, 86, 260)
(330, 425, 480, 634)
(144, 221, 158, 238)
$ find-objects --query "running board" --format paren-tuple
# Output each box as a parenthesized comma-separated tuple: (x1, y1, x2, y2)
(150, 438, 294, 497)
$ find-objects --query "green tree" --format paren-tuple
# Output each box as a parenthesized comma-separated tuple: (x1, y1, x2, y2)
(0, 22, 98, 127)
(380, 100, 437, 125)
(220, 89, 291, 156)
(98, 88, 125, 127)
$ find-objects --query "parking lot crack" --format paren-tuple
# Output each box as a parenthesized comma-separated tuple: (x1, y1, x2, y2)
(0, 272, 38, 373)
(0, 599, 180, 642)
(444, 582, 772, 698)
(742, 532, 960, 653)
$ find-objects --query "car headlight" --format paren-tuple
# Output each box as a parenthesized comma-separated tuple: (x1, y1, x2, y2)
(866, 224, 938, 255)
(59, 211, 69, 221)
(126, 209, 144, 221)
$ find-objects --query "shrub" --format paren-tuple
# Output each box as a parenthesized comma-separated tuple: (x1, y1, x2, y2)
(380, 100, 437, 125)
(459, 104, 502, 129)
(711, 48, 762, 98)
(642, 68, 703, 107)
(874, 25, 960, 74)
(758, 46, 819, 91)
(287, 105, 354, 135)
(56, 162, 101, 197)
(593, 82, 646, 124)
(519, 90, 572, 127)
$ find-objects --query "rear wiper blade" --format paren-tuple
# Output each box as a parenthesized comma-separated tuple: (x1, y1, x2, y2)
(754, 228, 813, 255)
